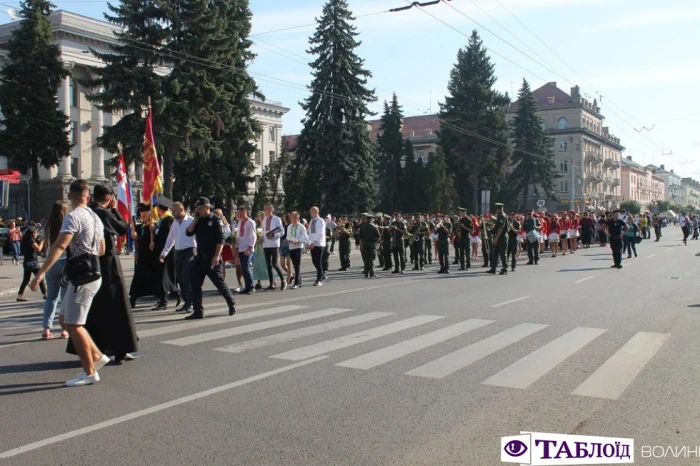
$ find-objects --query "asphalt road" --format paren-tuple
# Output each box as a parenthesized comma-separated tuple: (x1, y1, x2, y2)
(1, 230, 698, 465)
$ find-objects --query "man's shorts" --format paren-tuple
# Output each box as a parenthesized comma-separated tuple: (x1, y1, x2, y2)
(59, 279, 102, 325)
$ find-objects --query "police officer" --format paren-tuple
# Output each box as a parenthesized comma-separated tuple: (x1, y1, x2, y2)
(507, 211, 521, 272)
(488, 203, 510, 276)
(185, 197, 236, 319)
(358, 213, 380, 278)
(436, 215, 453, 274)
(457, 207, 473, 270)
(390, 211, 407, 274)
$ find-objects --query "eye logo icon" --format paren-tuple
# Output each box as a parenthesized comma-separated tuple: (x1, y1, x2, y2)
(504, 440, 528, 457)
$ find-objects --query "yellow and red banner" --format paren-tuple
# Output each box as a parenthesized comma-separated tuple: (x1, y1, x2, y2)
(142, 107, 163, 206)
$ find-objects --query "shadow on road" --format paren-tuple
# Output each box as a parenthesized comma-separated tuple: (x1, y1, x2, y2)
(0, 359, 80, 375)
(0, 381, 64, 395)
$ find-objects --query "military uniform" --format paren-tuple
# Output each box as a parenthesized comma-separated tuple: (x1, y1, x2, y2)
(488, 204, 510, 275)
(507, 213, 521, 272)
(323, 224, 331, 274)
(375, 214, 385, 269)
(424, 215, 433, 264)
(358, 214, 381, 278)
(390, 213, 407, 273)
(381, 214, 393, 270)
(457, 209, 473, 270)
(336, 218, 352, 270)
(481, 217, 491, 268)
(409, 217, 427, 270)
(185, 198, 236, 319)
(452, 216, 461, 266)
(436, 218, 452, 273)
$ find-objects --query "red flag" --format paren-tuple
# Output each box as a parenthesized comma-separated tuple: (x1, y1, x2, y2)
(142, 107, 162, 204)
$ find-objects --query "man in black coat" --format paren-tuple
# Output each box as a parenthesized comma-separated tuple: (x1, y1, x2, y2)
(152, 196, 179, 310)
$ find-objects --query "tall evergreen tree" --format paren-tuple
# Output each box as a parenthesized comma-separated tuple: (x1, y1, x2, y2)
(424, 149, 458, 212)
(509, 79, 557, 209)
(376, 94, 405, 213)
(0, 0, 71, 216)
(400, 141, 426, 212)
(438, 30, 511, 212)
(293, 0, 377, 214)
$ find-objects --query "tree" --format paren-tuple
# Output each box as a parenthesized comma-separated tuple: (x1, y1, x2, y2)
(85, 0, 261, 204)
(400, 141, 426, 212)
(424, 149, 458, 213)
(438, 30, 511, 212)
(620, 200, 642, 215)
(0, 0, 71, 217)
(293, 0, 378, 214)
(376, 94, 405, 213)
(509, 79, 558, 210)
(251, 143, 290, 214)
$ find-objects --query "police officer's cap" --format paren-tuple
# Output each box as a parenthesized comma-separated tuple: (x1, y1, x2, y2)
(360, 212, 370, 218)
(156, 195, 173, 210)
(495, 203, 505, 207)
(374, 212, 383, 218)
(195, 197, 211, 207)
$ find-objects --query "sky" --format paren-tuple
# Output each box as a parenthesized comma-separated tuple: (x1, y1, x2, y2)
(1, 0, 697, 178)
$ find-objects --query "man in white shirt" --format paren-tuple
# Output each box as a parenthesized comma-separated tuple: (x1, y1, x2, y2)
(262, 203, 286, 291)
(160, 202, 196, 312)
(236, 206, 257, 293)
(307, 206, 326, 286)
(679, 212, 689, 245)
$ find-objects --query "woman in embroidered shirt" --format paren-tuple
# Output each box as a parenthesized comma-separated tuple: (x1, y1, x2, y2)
(285, 212, 308, 289)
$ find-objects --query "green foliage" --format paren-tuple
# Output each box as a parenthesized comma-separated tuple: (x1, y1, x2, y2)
(400, 140, 426, 212)
(424, 148, 458, 213)
(509, 79, 558, 210)
(438, 30, 511, 212)
(376, 94, 405, 213)
(85, 0, 261, 204)
(293, 0, 378, 214)
(0, 0, 71, 216)
(620, 199, 642, 215)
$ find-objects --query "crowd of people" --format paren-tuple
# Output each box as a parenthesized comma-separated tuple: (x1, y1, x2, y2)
(11, 178, 695, 387)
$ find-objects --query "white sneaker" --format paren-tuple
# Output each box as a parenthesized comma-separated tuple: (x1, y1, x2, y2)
(66, 371, 100, 387)
(125, 353, 139, 361)
(73, 354, 111, 379)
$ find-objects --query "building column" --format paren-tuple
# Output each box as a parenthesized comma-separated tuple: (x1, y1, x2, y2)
(91, 106, 106, 181)
(56, 75, 72, 179)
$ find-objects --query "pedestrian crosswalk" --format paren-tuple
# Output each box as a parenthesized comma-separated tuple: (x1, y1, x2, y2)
(151, 304, 670, 401)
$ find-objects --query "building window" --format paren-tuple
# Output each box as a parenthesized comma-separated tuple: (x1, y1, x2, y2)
(69, 121, 78, 145)
(425, 129, 432, 137)
(559, 141, 568, 151)
(255, 149, 261, 166)
(268, 126, 276, 142)
(70, 157, 79, 178)
(418, 150, 424, 162)
(560, 160, 568, 172)
(558, 117, 567, 129)
(560, 180, 568, 192)
(540, 120, 546, 130)
(135, 164, 142, 181)
(269, 151, 276, 163)
(68, 78, 78, 108)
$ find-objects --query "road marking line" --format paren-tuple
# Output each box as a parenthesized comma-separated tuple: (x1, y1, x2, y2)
(482, 327, 607, 389)
(490, 296, 529, 308)
(0, 356, 327, 459)
(574, 276, 594, 284)
(271, 315, 443, 361)
(571, 332, 670, 400)
(647, 254, 655, 258)
(666, 248, 673, 252)
(137, 305, 308, 338)
(161, 308, 354, 346)
(405, 323, 548, 379)
(336, 319, 494, 370)
(214, 312, 394, 353)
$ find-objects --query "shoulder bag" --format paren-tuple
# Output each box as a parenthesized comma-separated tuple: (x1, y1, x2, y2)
(65, 209, 102, 286)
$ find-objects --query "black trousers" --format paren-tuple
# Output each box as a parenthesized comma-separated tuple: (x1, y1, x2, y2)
(392, 244, 406, 271)
(654, 226, 661, 240)
(489, 240, 507, 271)
(361, 244, 376, 276)
(623, 237, 637, 257)
(507, 237, 518, 270)
(19, 264, 46, 295)
(174, 248, 195, 306)
(264, 247, 285, 284)
(458, 235, 471, 269)
(322, 245, 330, 272)
(424, 239, 432, 263)
(411, 240, 424, 268)
(338, 238, 351, 269)
(311, 246, 325, 282)
(482, 238, 490, 267)
(190, 256, 235, 314)
(610, 237, 623, 266)
(453, 238, 461, 264)
(289, 248, 302, 286)
(383, 241, 393, 269)
(437, 241, 450, 271)
(527, 240, 540, 264)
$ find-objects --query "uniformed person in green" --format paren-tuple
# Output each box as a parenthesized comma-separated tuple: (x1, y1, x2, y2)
(456, 208, 473, 270)
(390, 211, 407, 274)
(452, 215, 461, 266)
(381, 214, 393, 271)
(409, 214, 427, 270)
(488, 203, 510, 275)
(424, 213, 434, 265)
(374, 213, 385, 269)
(506, 211, 521, 272)
(481, 214, 491, 268)
(358, 213, 380, 278)
(436, 215, 453, 274)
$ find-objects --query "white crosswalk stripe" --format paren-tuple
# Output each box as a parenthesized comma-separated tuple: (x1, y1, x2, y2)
(482, 327, 607, 389)
(405, 323, 549, 379)
(161, 308, 354, 346)
(271, 315, 444, 361)
(571, 332, 670, 400)
(214, 312, 394, 354)
(336, 319, 494, 370)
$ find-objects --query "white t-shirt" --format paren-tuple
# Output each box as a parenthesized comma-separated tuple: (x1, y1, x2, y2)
(60, 206, 104, 256)
(679, 216, 687, 228)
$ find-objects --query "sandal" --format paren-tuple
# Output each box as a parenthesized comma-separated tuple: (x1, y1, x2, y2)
(60, 330, 69, 339)
(41, 331, 54, 340)
(16, 297, 27, 302)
